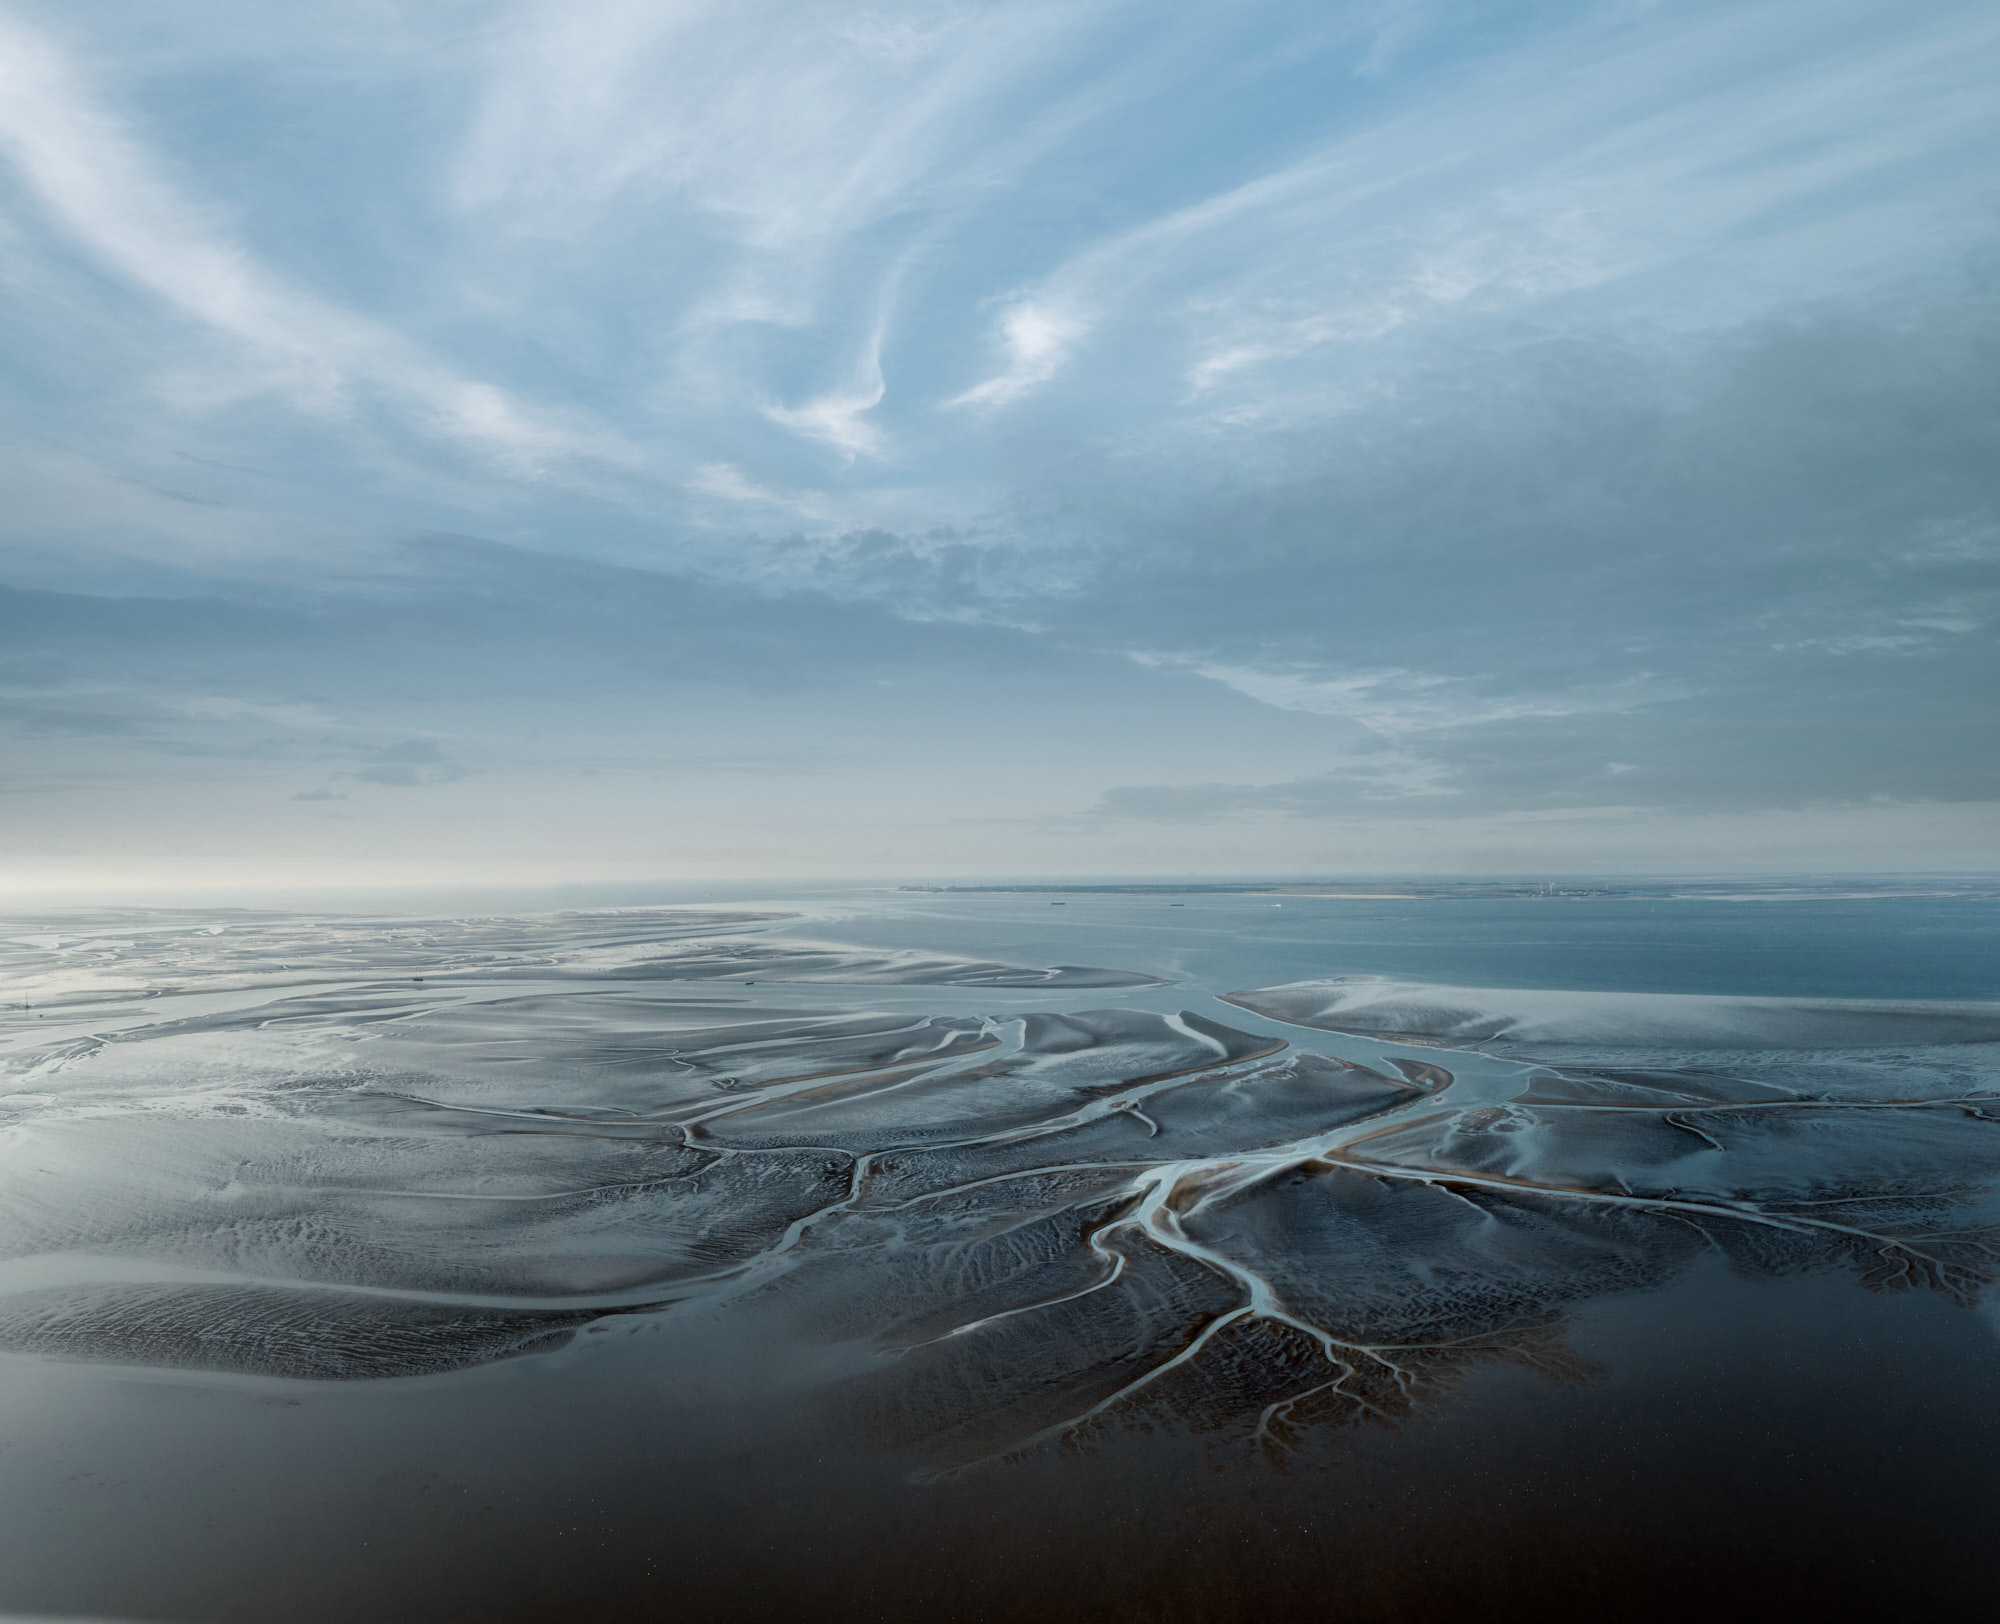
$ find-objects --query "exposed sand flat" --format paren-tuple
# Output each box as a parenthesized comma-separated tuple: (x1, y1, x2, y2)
(1223, 975, 2000, 1049)
(0, 911, 1994, 1473)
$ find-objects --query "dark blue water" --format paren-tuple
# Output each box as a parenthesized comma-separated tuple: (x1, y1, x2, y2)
(804, 889, 2000, 1002)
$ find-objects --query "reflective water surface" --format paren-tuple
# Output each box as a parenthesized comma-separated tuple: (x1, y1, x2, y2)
(2, 886, 1998, 1620)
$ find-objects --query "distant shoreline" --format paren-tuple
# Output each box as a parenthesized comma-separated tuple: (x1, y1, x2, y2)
(890, 882, 1622, 899)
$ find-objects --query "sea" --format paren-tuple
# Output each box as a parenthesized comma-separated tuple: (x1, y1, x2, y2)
(1, 879, 1997, 1622)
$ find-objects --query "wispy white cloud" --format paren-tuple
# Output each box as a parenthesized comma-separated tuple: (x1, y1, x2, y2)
(1143, 657, 1684, 737)
(947, 0, 2000, 414)
(762, 277, 901, 458)
(765, 381, 888, 460)
(686, 460, 831, 521)
(15, 0, 1985, 566)
(443, 0, 1260, 469)
(946, 300, 1088, 409)
(451, 0, 1111, 244)
(0, 7, 629, 474)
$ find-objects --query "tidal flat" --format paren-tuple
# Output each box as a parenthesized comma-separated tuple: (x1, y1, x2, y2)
(1, 886, 1997, 1621)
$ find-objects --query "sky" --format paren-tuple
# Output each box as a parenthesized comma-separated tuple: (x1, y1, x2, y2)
(0, 0, 1996, 895)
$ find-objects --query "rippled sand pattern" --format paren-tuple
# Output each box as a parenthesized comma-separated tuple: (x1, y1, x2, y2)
(4, 912, 1998, 1468)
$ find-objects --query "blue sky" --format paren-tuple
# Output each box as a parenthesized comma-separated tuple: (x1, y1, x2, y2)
(0, 0, 1995, 892)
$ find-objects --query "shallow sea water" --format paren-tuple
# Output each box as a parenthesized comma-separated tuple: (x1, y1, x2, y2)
(1, 884, 1997, 1622)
